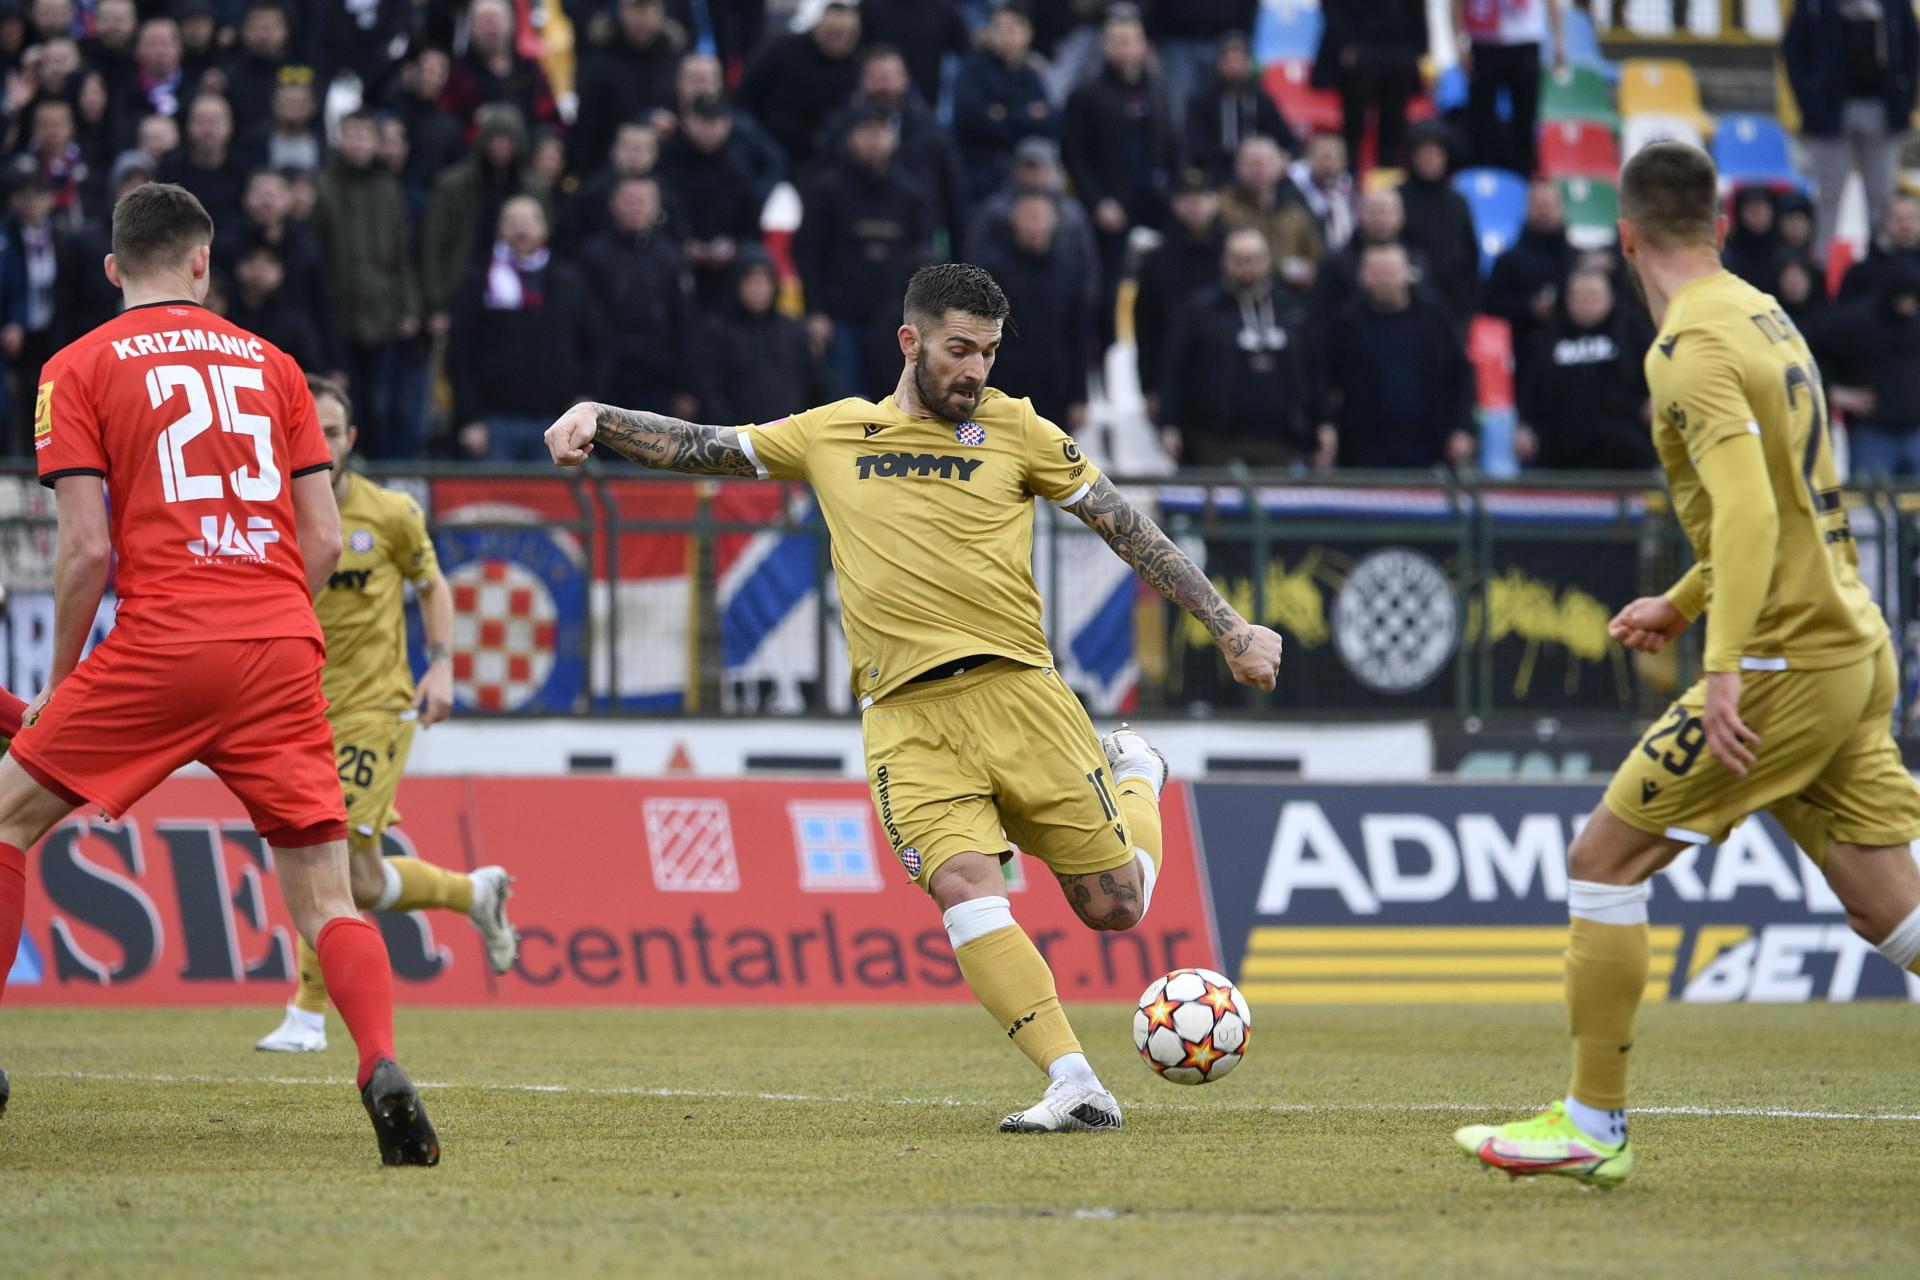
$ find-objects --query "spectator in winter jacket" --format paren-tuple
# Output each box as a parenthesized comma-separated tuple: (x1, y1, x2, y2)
(218, 1, 295, 129)
(225, 242, 322, 373)
(1220, 135, 1323, 293)
(24, 96, 88, 231)
(1161, 226, 1321, 469)
(657, 96, 767, 308)
(972, 191, 1090, 429)
(235, 167, 330, 357)
(821, 45, 969, 250)
(1323, 241, 1476, 469)
(1287, 130, 1355, 251)
(1145, 0, 1260, 124)
(1397, 122, 1480, 323)
(1839, 193, 1920, 303)
(54, 149, 147, 347)
(1722, 185, 1782, 290)
(109, 16, 185, 149)
(1785, 0, 1919, 251)
(423, 103, 550, 327)
(1135, 171, 1225, 422)
(693, 250, 824, 425)
(443, 0, 561, 135)
(572, 0, 685, 179)
(670, 53, 788, 204)
(1184, 31, 1300, 185)
(1313, 0, 1426, 171)
(964, 136, 1099, 316)
(233, 67, 325, 174)
(1456, 0, 1563, 177)
(860, 0, 971, 107)
(1773, 252, 1832, 338)
(0, 166, 58, 452)
(157, 92, 245, 237)
(738, 0, 863, 173)
(1309, 185, 1431, 329)
(579, 176, 696, 417)
(1485, 179, 1575, 385)
(561, 120, 677, 252)
(953, 2, 1056, 205)
(1819, 257, 1920, 478)
(387, 46, 466, 188)
(1513, 267, 1654, 471)
(448, 196, 598, 461)
(314, 111, 424, 458)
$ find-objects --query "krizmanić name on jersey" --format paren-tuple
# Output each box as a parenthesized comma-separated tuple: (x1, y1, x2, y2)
(110, 330, 268, 362)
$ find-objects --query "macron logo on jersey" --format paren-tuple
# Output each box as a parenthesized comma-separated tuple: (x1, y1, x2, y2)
(111, 330, 267, 363)
(188, 514, 280, 560)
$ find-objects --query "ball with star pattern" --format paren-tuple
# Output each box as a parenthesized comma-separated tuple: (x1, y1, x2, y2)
(1133, 967, 1251, 1085)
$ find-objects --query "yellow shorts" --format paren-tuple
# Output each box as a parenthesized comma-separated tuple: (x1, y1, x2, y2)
(863, 659, 1135, 890)
(1603, 642, 1920, 864)
(329, 710, 417, 845)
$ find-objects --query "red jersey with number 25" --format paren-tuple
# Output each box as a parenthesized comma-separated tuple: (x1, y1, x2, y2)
(33, 300, 330, 646)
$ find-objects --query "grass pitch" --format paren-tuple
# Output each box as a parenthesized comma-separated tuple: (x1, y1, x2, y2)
(2, 1002, 1917, 1278)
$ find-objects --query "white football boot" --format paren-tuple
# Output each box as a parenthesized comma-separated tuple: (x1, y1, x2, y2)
(468, 866, 519, 975)
(255, 1003, 327, 1053)
(999, 1077, 1125, 1133)
(1100, 724, 1169, 796)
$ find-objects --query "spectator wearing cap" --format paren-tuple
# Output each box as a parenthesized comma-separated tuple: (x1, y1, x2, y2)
(860, 0, 971, 108)
(1486, 179, 1575, 388)
(1322, 241, 1476, 469)
(157, 93, 245, 235)
(388, 47, 467, 187)
(560, 120, 678, 253)
(448, 195, 599, 461)
(1773, 189, 1818, 264)
(1, 164, 57, 451)
(1397, 122, 1479, 323)
(1456, 0, 1563, 177)
(1161, 225, 1322, 469)
(657, 95, 767, 309)
(218, 2, 294, 128)
(973, 190, 1091, 430)
(1840, 193, 1920, 303)
(822, 44, 968, 251)
(1135, 170, 1225, 424)
(795, 104, 934, 397)
(316, 110, 425, 458)
(1785, 0, 1919, 253)
(1184, 31, 1300, 185)
(965, 135, 1098, 317)
(24, 97, 87, 231)
(739, 0, 864, 173)
(1772, 253, 1832, 339)
(953, 2, 1055, 202)
(54, 148, 146, 344)
(670, 52, 787, 205)
(1063, 6, 1176, 340)
(1722, 186, 1782, 290)
(579, 175, 697, 419)
(573, 0, 685, 181)
(443, 0, 560, 135)
(225, 242, 323, 372)
(1220, 136, 1322, 295)
(1145, 0, 1259, 127)
(1818, 257, 1920, 478)
(423, 103, 551, 333)
(1513, 266, 1653, 471)
(1313, 0, 1425, 172)
(235, 66, 325, 173)
(693, 249, 825, 425)
(1287, 131, 1354, 252)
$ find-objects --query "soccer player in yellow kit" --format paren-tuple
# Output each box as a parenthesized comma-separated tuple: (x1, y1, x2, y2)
(256, 377, 519, 1053)
(544, 264, 1283, 1131)
(1456, 144, 1920, 1186)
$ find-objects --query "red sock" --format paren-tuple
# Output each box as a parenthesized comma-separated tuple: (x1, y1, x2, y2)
(314, 915, 396, 1088)
(0, 687, 25, 739)
(0, 842, 25, 1005)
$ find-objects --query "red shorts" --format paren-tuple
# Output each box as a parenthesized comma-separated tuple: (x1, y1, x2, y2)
(10, 633, 347, 847)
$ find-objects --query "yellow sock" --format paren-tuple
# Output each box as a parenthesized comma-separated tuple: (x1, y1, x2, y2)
(292, 934, 328, 1014)
(949, 899, 1081, 1072)
(1115, 780, 1162, 874)
(1566, 916, 1649, 1110)
(389, 857, 474, 913)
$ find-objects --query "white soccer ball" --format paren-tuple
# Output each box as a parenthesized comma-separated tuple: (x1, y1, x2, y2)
(1132, 967, 1251, 1085)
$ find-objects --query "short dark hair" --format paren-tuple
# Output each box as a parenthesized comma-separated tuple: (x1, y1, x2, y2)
(111, 181, 214, 278)
(1620, 142, 1718, 249)
(902, 262, 1010, 329)
(307, 373, 351, 422)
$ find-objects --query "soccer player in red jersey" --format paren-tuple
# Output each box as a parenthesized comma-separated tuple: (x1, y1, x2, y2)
(0, 184, 438, 1163)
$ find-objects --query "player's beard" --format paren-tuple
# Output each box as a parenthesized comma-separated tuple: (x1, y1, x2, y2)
(913, 349, 980, 423)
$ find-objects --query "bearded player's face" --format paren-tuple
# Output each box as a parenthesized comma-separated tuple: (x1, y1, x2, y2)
(911, 311, 1001, 422)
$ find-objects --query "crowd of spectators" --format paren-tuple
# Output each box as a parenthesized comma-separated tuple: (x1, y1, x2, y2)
(0, 0, 1911, 476)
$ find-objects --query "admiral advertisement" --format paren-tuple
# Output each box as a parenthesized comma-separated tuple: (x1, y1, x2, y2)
(5, 777, 1217, 1008)
(1194, 782, 1920, 1007)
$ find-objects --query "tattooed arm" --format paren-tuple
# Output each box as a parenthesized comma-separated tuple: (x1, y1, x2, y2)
(1067, 475, 1283, 690)
(543, 401, 759, 476)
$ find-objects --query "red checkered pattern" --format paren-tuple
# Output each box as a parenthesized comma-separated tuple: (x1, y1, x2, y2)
(448, 558, 559, 710)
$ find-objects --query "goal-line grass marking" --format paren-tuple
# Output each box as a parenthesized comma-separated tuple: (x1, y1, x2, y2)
(38, 1070, 1920, 1123)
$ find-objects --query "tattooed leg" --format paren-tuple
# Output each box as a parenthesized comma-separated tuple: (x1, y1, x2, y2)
(1055, 866, 1146, 932)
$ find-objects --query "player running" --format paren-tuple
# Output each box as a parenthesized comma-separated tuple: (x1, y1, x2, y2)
(1455, 144, 1920, 1187)
(254, 377, 517, 1054)
(545, 263, 1283, 1132)
(0, 184, 438, 1163)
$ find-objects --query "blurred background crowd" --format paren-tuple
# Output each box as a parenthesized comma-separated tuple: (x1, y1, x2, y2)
(0, 0, 1910, 477)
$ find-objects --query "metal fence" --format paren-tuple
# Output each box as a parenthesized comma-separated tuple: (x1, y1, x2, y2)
(3, 462, 1917, 727)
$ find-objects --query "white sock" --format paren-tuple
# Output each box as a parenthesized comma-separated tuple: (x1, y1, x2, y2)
(942, 896, 1014, 949)
(1047, 1050, 1100, 1090)
(286, 1003, 325, 1031)
(1876, 902, 1920, 969)
(1111, 751, 1164, 799)
(1132, 848, 1157, 921)
(373, 860, 402, 912)
(1564, 1094, 1628, 1146)
(1567, 878, 1650, 926)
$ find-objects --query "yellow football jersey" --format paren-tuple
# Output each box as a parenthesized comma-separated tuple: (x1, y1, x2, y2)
(739, 388, 1099, 705)
(1647, 270, 1884, 671)
(318, 473, 440, 716)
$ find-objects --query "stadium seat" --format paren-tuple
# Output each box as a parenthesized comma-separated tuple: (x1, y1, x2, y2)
(1453, 167, 1529, 275)
(1538, 64, 1618, 128)
(1560, 6, 1619, 81)
(1557, 176, 1621, 249)
(1253, 0, 1322, 63)
(1434, 62, 1470, 114)
(1263, 58, 1342, 134)
(1537, 119, 1621, 179)
(1712, 112, 1796, 184)
(1618, 58, 1712, 134)
(1621, 112, 1706, 160)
